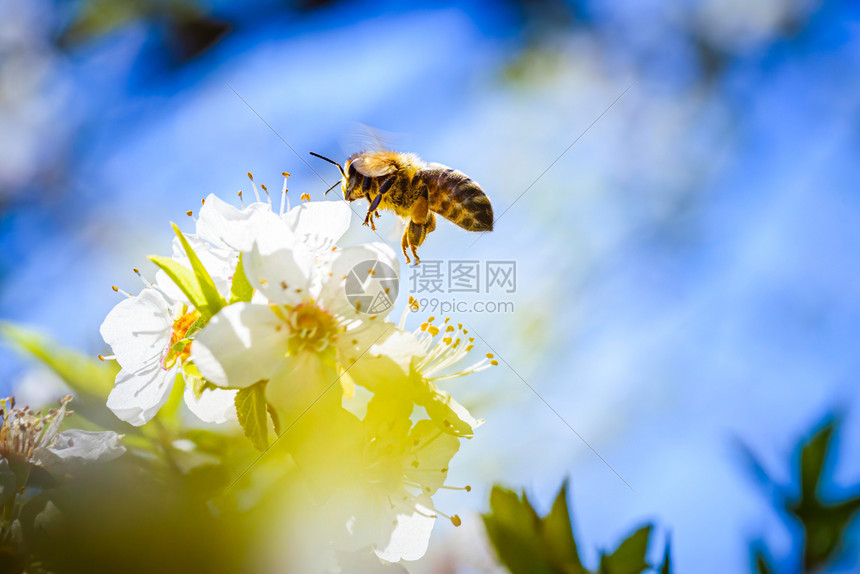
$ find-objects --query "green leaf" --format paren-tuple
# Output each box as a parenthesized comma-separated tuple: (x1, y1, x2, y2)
(149, 255, 207, 311)
(541, 480, 585, 572)
(0, 322, 139, 435)
(1, 322, 114, 399)
(235, 382, 269, 451)
(752, 544, 774, 574)
(799, 419, 835, 501)
(185, 315, 208, 340)
(599, 525, 652, 574)
(482, 486, 553, 574)
(660, 535, 672, 574)
(171, 222, 226, 319)
(267, 402, 282, 436)
(149, 224, 227, 321)
(229, 253, 254, 303)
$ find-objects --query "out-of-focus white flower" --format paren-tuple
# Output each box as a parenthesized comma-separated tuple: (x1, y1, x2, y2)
(35, 428, 126, 468)
(0, 396, 125, 469)
(100, 286, 236, 426)
(316, 395, 465, 563)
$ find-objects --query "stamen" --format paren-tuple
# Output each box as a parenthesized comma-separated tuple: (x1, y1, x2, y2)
(247, 172, 261, 202)
(185, 210, 193, 217)
(280, 172, 290, 215)
(440, 484, 472, 492)
(260, 183, 272, 207)
(238, 190, 244, 208)
(97, 354, 116, 361)
(111, 285, 133, 298)
(133, 268, 151, 288)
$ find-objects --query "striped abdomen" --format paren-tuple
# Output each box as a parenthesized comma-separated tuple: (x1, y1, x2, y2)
(416, 166, 493, 232)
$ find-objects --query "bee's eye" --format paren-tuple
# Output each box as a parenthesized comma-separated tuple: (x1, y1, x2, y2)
(348, 163, 357, 177)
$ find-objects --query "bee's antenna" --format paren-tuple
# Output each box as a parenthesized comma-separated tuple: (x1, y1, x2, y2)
(309, 152, 346, 178)
(323, 180, 340, 196)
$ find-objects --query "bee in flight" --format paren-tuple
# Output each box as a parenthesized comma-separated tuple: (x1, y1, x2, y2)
(310, 150, 494, 264)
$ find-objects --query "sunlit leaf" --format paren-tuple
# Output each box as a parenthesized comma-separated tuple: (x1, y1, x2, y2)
(171, 222, 226, 318)
(0, 322, 138, 435)
(229, 253, 254, 303)
(0, 322, 114, 399)
(149, 255, 207, 311)
(235, 382, 269, 451)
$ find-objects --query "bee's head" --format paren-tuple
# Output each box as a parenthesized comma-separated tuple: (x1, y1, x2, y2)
(342, 160, 364, 201)
(309, 152, 349, 198)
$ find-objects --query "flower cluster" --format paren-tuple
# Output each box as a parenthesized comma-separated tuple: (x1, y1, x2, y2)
(99, 174, 493, 564)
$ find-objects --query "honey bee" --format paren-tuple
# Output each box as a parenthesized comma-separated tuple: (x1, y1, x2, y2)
(310, 150, 493, 264)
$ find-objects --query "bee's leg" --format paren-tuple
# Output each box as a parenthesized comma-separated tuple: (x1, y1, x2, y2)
(363, 194, 378, 231)
(405, 187, 432, 265)
(401, 229, 411, 265)
(406, 222, 425, 265)
(424, 212, 436, 235)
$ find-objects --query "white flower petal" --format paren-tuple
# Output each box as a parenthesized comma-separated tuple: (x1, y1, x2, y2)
(106, 359, 178, 426)
(321, 487, 396, 554)
(37, 429, 126, 467)
(196, 194, 274, 252)
(191, 303, 286, 389)
(374, 495, 436, 563)
(264, 351, 339, 412)
(183, 384, 238, 424)
(243, 242, 314, 306)
(285, 201, 351, 253)
(100, 289, 172, 371)
(319, 242, 400, 318)
(344, 327, 422, 394)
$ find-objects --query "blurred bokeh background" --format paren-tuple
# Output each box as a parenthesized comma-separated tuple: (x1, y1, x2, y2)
(2, 0, 859, 571)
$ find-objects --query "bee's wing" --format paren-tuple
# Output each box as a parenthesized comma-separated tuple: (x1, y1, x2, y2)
(351, 151, 399, 177)
(340, 122, 403, 155)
